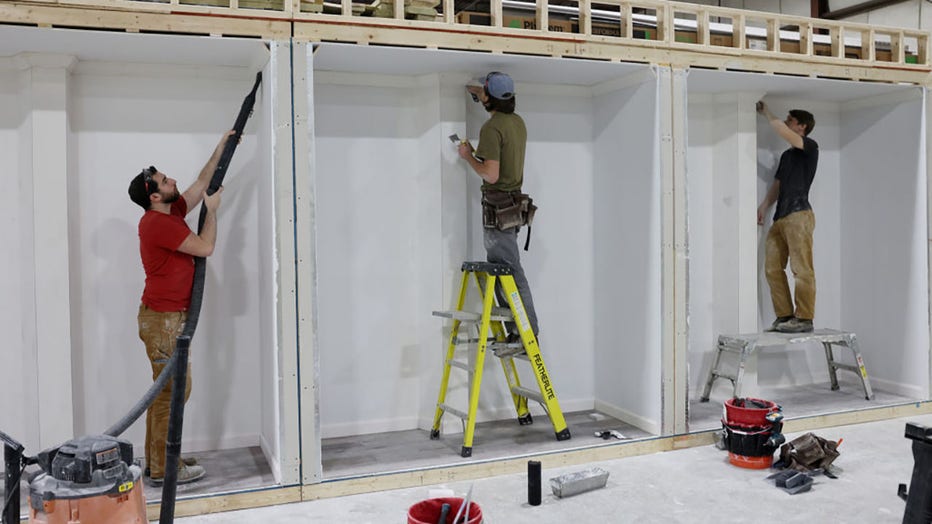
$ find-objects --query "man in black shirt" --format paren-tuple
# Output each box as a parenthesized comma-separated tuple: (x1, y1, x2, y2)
(756, 101, 818, 334)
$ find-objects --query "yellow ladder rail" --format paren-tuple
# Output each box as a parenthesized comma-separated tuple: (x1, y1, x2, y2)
(431, 261, 570, 457)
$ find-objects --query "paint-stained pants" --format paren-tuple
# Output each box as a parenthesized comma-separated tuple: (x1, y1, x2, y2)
(765, 209, 816, 320)
(138, 304, 191, 479)
(484, 226, 540, 336)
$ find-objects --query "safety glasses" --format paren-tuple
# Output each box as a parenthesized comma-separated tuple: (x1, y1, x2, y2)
(142, 166, 158, 194)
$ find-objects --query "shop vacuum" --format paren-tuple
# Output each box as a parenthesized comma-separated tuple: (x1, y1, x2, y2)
(3, 433, 145, 524)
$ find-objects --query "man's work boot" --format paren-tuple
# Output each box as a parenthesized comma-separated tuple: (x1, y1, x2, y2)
(145, 456, 198, 478)
(150, 464, 206, 486)
(776, 317, 813, 333)
(765, 316, 794, 332)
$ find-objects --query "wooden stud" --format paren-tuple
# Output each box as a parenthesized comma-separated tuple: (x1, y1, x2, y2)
(490, 0, 502, 28)
(733, 13, 745, 50)
(536, 0, 547, 34)
(394, 0, 403, 20)
(832, 25, 843, 59)
(621, 1, 632, 40)
(799, 21, 812, 57)
(443, 0, 453, 24)
(578, 0, 591, 37)
(766, 18, 778, 53)
(893, 30, 905, 64)
(863, 28, 876, 62)
(697, 10, 709, 46)
(660, 3, 671, 44)
(918, 33, 929, 66)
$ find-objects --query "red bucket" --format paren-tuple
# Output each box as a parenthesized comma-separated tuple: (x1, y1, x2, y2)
(407, 497, 482, 524)
(724, 397, 779, 427)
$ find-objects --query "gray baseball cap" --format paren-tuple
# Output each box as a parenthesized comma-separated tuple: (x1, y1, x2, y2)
(484, 72, 515, 100)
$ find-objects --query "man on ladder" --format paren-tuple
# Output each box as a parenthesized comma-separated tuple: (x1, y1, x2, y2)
(432, 72, 567, 458)
(458, 71, 539, 342)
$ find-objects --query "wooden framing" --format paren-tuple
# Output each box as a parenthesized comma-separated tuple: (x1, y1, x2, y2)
(2, 0, 930, 83)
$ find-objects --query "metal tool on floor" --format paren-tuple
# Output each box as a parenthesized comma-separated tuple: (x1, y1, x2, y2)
(700, 329, 874, 402)
(431, 261, 571, 457)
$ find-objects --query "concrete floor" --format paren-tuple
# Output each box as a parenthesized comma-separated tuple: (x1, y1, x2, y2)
(175, 413, 932, 523)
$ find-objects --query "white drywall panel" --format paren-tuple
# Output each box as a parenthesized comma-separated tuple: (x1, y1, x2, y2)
(592, 74, 663, 434)
(313, 73, 443, 437)
(0, 70, 39, 455)
(68, 63, 268, 455)
(686, 70, 924, 403)
(839, 93, 928, 399)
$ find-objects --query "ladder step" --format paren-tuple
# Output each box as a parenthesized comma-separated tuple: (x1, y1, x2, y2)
(458, 337, 497, 345)
(713, 372, 737, 382)
(432, 310, 513, 323)
(512, 386, 544, 404)
(448, 359, 470, 371)
(489, 342, 525, 358)
(830, 362, 861, 374)
(438, 403, 468, 421)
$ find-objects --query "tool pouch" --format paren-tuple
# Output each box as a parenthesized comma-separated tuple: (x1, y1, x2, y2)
(482, 191, 537, 231)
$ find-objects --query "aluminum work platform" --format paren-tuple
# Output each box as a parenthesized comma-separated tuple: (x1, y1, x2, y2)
(700, 329, 874, 402)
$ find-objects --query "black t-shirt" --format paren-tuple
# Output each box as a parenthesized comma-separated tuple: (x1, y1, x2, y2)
(774, 135, 819, 221)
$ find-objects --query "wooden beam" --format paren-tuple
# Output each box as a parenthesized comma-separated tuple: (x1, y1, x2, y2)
(0, 3, 291, 37)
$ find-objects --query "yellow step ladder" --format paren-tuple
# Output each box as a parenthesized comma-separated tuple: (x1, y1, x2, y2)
(431, 261, 571, 457)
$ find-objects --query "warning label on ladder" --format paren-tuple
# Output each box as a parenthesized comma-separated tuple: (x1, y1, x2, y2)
(509, 291, 531, 332)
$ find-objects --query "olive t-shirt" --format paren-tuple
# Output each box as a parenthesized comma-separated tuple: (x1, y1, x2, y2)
(475, 112, 527, 193)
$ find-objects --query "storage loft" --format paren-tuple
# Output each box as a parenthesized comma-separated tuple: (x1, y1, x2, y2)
(3, 0, 930, 83)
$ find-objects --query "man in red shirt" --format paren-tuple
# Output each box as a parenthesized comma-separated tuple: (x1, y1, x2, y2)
(127, 131, 231, 485)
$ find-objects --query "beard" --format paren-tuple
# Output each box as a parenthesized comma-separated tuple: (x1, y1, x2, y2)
(162, 188, 181, 204)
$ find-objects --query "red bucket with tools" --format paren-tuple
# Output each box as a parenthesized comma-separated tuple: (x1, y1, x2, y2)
(407, 497, 482, 524)
(722, 398, 784, 469)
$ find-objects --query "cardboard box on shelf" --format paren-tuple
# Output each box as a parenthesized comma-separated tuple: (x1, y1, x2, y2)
(456, 11, 572, 33)
(504, 15, 572, 33)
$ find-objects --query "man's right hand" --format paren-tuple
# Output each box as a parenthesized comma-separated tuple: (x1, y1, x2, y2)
(203, 186, 223, 212)
(757, 205, 765, 225)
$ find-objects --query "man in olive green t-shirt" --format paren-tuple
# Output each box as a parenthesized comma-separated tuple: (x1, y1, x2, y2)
(458, 71, 539, 338)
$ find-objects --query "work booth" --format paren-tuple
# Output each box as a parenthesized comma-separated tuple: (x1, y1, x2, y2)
(305, 43, 671, 480)
(685, 69, 929, 430)
(0, 26, 299, 510)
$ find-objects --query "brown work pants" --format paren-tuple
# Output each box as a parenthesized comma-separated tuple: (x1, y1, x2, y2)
(765, 209, 816, 320)
(138, 304, 192, 479)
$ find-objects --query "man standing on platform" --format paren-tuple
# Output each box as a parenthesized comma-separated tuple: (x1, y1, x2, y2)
(756, 101, 818, 334)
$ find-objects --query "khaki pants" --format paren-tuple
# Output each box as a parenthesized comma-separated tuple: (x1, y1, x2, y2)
(138, 304, 192, 479)
(765, 210, 816, 320)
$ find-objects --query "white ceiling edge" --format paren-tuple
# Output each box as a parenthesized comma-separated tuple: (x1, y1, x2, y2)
(687, 68, 918, 103)
(0, 25, 269, 70)
(311, 42, 650, 88)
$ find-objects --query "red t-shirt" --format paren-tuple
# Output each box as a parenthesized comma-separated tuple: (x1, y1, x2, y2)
(139, 199, 194, 312)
